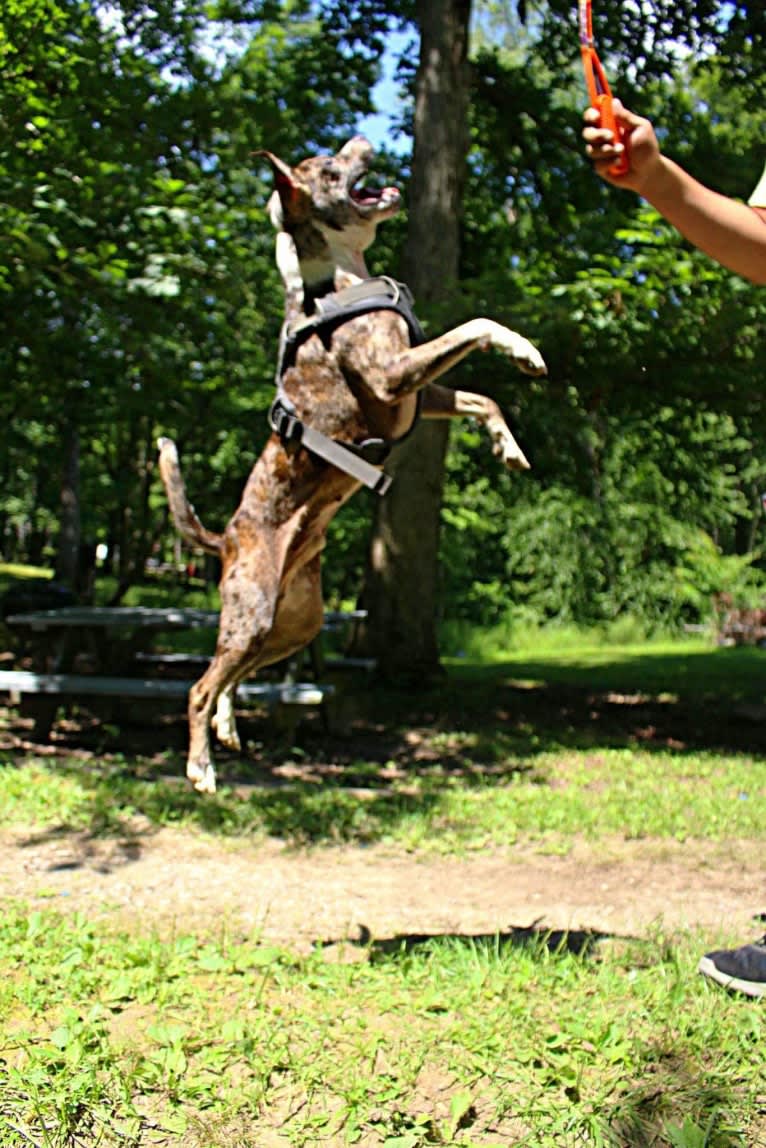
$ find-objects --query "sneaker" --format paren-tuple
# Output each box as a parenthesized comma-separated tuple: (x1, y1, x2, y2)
(698, 936, 766, 997)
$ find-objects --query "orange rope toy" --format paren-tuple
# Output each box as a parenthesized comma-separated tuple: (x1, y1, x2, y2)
(579, 0, 629, 176)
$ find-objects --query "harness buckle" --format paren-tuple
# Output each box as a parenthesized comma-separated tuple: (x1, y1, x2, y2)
(379, 276, 401, 306)
(269, 399, 303, 444)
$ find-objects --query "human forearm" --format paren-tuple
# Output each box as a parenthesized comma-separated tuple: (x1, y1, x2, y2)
(642, 156, 766, 285)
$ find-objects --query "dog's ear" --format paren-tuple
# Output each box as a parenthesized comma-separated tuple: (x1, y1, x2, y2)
(255, 150, 311, 226)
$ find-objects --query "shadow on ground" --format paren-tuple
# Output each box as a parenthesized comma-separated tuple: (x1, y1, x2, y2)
(4, 644, 766, 768)
(320, 919, 620, 961)
(1, 644, 765, 847)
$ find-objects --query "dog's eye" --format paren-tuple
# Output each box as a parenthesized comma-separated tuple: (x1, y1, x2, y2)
(323, 164, 341, 183)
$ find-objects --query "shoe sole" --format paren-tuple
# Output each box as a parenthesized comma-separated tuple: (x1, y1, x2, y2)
(698, 956, 766, 998)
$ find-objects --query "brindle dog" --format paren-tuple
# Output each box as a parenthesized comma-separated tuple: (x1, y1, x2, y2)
(158, 136, 546, 794)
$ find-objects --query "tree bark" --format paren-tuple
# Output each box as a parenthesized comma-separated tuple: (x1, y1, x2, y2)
(356, 0, 472, 684)
(54, 420, 81, 590)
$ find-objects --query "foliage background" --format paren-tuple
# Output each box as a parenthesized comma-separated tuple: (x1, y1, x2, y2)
(2, 0, 766, 637)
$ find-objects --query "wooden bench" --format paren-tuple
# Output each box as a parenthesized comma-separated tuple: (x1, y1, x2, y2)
(0, 670, 330, 707)
(0, 603, 366, 739)
(134, 651, 377, 674)
(0, 668, 333, 741)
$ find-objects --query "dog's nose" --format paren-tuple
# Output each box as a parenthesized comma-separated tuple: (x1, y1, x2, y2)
(339, 135, 373, 158)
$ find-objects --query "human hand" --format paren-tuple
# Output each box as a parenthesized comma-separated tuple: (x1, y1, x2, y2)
(582, 99, 662, 193)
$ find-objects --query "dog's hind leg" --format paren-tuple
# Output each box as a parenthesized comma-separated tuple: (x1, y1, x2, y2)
(420, 382, 531, 471)
(186, 544, 285, 792)
(210, 554, 326, 750)
(186, 646, 257, 793)
(191, 555, 326, 791)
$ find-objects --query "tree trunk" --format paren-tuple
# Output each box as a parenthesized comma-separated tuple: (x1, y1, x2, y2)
(356, 0, 472, 684)
(54, 420, 81, 589)
(107, 418, 166, 605)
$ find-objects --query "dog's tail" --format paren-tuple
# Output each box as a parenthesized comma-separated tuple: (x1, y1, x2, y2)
(156, 437, 223, 555)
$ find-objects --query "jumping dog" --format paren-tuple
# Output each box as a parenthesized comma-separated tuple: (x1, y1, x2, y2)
(158, 136, 546, 794)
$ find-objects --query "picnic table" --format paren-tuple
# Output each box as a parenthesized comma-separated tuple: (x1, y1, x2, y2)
(0, 605, 368, 739)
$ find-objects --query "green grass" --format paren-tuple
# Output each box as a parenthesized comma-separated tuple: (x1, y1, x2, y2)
(0, 562, 53, 583)
(0, 905, 764, 1147)
(446, 637, 766, 703)
(1, 635, 766, 1144)
(1, 739, 764, 855)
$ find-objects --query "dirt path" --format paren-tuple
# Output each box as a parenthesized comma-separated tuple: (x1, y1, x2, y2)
(2, 822, 762, 950)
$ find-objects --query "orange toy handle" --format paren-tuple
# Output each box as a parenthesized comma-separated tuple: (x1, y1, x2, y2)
(579, 1, 629, 177)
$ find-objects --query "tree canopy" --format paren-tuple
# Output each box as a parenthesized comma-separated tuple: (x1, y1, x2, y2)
(2, 0, 765, 640)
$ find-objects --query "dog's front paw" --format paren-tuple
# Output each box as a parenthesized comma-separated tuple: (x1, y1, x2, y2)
(492, 429, 530, 471)
(502, 334, 547, 377)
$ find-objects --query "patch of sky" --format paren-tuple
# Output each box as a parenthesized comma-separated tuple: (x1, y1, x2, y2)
(355, 29, 411, 156)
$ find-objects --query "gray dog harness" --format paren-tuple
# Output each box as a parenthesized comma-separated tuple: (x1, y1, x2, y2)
(269, 276, 425, 496)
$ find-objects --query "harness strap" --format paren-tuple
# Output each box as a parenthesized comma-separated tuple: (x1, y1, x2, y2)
(279, 276, 424, 376)
(269, 399, 393, 495)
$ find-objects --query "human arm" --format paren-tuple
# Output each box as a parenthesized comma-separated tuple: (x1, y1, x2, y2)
(582, 99, 766, 285)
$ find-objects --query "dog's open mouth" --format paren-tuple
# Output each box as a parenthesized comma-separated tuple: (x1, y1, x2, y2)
(349, 180, 400, 211)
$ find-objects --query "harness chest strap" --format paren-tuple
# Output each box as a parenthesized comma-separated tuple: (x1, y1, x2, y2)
(269, 277, 425, 496)
(282, 276, 423, 364)
(269, 402, 393, 496)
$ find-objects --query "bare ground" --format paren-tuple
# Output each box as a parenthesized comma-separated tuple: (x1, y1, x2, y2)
(1, 820, 764, 952)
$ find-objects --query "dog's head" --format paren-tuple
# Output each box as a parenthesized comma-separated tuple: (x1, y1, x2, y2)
(257, 136, 401, 250)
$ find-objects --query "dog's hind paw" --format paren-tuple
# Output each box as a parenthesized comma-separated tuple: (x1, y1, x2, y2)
(212, 713, 241, 752)
(187, 760, 217, 794)
(212, 690, 241, 750)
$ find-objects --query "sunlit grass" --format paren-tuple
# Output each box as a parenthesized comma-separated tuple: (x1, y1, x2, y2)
(0, 562, 52, 584)
(444, 639, 766, 705)
(0, 904, 763, 1147)
(1, 738, 765, 857)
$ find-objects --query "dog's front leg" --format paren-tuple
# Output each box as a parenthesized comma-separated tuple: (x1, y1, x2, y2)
(385, 319, 546, 396)
(421, 383, 530, 471)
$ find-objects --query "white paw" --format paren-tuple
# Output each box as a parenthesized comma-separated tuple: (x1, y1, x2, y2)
(211, 710, 241, 751)
(496, 330, 547, 377)
(187, 760, 217, 794)
(493, 431, 530, 471)
(503, 335, 544, 376)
